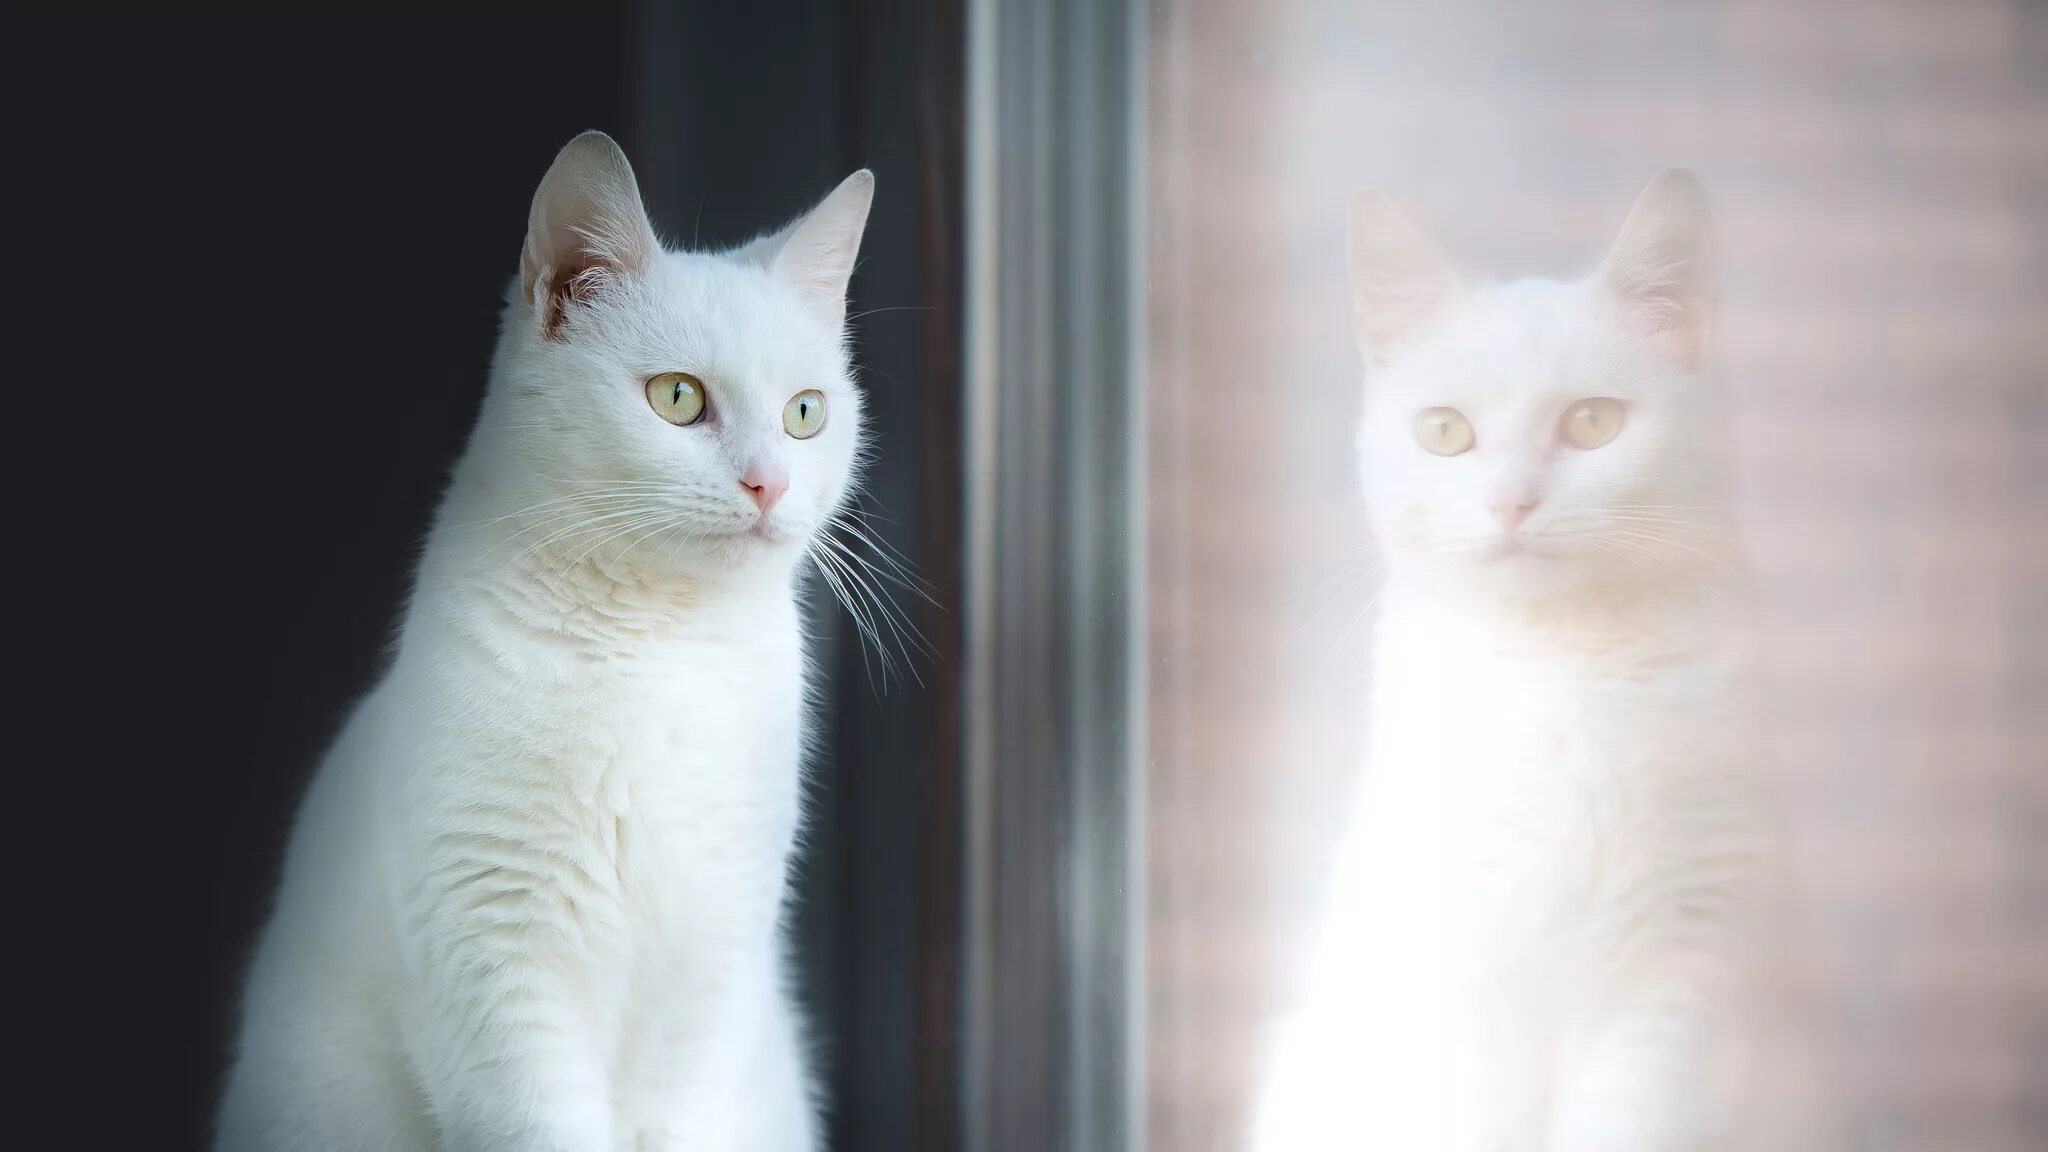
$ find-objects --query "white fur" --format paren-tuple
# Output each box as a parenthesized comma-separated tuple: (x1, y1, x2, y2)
(1255, 172, 1767, 1151)
(216, 132, 875, 1152)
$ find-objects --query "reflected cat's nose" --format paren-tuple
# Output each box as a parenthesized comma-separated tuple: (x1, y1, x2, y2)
(1491, 498, 1537, 532)
(741, 462, 788, 514)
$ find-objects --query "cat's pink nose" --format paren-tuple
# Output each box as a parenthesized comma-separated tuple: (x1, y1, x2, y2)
(741, 463, 788, 514)
(1491, 498, 1538, 532)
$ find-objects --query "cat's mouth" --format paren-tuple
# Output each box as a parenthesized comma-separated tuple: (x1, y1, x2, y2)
(748, 519, 781, 542)
(1478, 536, 1550, 562)
(740, 513, 801, 548)
(725, 514, 774, 541)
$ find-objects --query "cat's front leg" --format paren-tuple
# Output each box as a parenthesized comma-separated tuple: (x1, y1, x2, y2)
(399, 839, 622, 1151)
(401, 970, 617, 1152)
(641, 978, 816, 1152)
(1543, 1002, 1705, 1152)
(1255, 1011, 1539, 1152)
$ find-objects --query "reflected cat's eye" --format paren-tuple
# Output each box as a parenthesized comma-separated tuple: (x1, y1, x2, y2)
(1413, 407, 1475, 456)
(647, 372, 707, 426)
(1561, 397, 1625, 450)
(783, 389, 827, 440)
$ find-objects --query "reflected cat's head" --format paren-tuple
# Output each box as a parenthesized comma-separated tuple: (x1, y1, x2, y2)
(1348, 170, 1732, 599)
(460, 131, 873, 579)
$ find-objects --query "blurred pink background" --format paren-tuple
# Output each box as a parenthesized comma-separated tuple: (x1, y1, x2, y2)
(1144, 2, 2047, 1148)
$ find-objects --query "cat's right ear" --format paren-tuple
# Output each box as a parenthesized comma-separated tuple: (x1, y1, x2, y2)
(1599, 169, 1715, 362)
(1347, 189, 1460, 365)
(521, 131, 661, 341)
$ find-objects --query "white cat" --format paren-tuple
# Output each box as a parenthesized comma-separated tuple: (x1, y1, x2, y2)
(1254, 172, 1767, 1151)
(215, 132, 874, 1152)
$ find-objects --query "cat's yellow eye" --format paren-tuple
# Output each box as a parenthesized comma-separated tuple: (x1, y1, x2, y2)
(1560, 397, 1625, 450)
(783, 389, 827, 440)
(646, 372, 707, 426)
(1413, 407, 1475, 456)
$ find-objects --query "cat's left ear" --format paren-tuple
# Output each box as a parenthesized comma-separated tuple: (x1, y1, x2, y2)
(764, 170, 875, 328)
(1600, 168, 1715, 361)
(521, 131, 661, 341)
(1348, 189, 1462, 365)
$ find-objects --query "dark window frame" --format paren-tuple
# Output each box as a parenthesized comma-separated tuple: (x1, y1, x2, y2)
(963, 1, 1148, 1150)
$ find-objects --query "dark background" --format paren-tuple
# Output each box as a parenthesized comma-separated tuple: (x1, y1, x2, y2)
(194, 5, 962, 1150)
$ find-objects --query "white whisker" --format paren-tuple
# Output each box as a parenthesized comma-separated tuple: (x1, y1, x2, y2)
(817, 539, 931, 686)
(809, 544, 896, 690)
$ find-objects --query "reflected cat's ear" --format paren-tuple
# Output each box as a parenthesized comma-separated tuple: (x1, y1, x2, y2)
(521, 131, 661, 341)
(1600, 168, 1715, 361)
(1347, 189, 1461, 365)
(755, 170, 875, 329)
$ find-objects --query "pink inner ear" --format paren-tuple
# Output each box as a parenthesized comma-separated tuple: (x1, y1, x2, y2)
(534, 257, 615, 343)
(1617, 281, 1709, 362)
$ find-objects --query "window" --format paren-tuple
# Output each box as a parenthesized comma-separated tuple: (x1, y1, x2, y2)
(196, 4, 2045, 1150)
(1142, 2, 2048, 1148)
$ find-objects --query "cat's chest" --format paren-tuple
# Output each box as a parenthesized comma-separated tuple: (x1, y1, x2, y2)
(423, 627, 809, 947)
(1362, 606, 1745, 916)
(1370, 606, 1734, 785)
(593, 643, 806, 912)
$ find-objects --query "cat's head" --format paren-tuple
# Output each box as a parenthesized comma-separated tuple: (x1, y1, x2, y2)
(1349, 170, 1730, 602)
(471, 131, 872, 581)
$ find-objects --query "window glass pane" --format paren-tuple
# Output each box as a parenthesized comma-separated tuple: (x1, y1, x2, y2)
(1144, 2, 2048, 1147)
